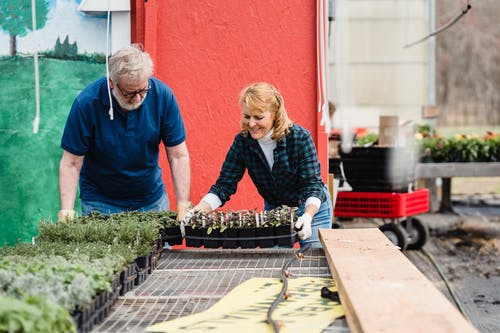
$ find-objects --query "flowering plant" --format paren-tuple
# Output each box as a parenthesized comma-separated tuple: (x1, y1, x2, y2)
(416, 131, 500, 162)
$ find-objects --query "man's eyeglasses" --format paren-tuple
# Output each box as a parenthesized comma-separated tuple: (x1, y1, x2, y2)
(116, 83, 151, 99)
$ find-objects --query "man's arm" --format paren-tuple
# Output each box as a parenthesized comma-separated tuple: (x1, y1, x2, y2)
(165, 141, 191, 219)
(58, 150, 84, 220)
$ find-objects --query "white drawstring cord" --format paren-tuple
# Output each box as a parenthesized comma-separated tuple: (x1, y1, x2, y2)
(105, 0, 114, 120)
(31, 0, 41, 133)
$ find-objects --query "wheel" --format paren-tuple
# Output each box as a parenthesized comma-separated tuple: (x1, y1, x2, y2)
(379, 223, 408, 250)
(401, 217, 429, 250)
(332, 221, 344, 229)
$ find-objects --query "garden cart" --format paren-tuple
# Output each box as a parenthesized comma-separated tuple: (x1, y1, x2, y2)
(333, 188, 430, 250)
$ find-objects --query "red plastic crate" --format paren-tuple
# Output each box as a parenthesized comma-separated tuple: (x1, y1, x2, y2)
(334, 188, 429, 218)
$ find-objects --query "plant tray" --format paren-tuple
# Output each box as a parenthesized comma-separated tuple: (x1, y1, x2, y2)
(184, 226, 297, 249)
(334, 188, 429, 218)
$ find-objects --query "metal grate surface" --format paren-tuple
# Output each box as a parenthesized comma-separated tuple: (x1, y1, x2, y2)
(92, 248, 348, 333)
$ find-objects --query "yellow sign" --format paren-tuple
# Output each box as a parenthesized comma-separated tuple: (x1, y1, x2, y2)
(146, 277, 344, 333)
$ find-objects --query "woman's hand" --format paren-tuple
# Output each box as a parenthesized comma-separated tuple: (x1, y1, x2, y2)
(294, 212, 312, 240)
(180, 200, 212, 237)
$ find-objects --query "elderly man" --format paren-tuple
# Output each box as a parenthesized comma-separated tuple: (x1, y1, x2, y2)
(58, 44, 191, 221)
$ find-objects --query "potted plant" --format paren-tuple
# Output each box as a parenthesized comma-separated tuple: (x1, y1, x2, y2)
(238, 210, 257, 249)
(158, 211, 183, 246)
(417, 131, 500, 163)
(270, 206, 298, 247)
(202, 212, 222, 249)
(0, 295, 77, 333)
(220, 211, 239, 249)
(255, 211, 275, 248)
(184, 211, 204, 247)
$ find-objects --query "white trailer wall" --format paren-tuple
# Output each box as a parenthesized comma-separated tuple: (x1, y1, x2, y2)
(329, 0, 433, 132)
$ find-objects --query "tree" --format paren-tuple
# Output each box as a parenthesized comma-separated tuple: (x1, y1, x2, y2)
(436, 0, 500, 126)
(0, 0, 49, 56)
(54, 35, 78, 59)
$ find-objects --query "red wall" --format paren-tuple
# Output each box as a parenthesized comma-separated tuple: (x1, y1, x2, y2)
(133, 0, 326, 211)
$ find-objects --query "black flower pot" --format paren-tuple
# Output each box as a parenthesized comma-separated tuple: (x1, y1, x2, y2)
(222, 228, 239, 249)
(341, 147, 416, 192)
(185, 227, 203, 247)
(274, 224, 295, 247)
(135, 254, 151, 270)
(162, 225, 183, 246)
(202, 228, 221, 248)
(256, 227, 275, 248)
(239, 227, 257, 249)
(119, 264, 136, 296)
(71, 309, 82, 332)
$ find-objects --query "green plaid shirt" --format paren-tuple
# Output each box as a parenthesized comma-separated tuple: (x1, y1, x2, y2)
(209, 124, 326, 208)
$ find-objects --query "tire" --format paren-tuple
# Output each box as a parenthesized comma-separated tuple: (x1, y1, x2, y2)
(332, 221, 344, 229)
(379, 223, 408, 250)
(401, 217, 429, 250)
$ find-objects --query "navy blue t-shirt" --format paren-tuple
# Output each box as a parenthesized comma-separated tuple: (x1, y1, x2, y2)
(61, 77, 186, 208)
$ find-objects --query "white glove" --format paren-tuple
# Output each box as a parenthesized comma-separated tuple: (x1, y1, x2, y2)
(294, 213, 312, 240)
(180, 210, 195, 238)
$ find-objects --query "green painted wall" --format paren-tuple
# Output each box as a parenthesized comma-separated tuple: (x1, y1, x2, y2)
(0, 57, 103, 245)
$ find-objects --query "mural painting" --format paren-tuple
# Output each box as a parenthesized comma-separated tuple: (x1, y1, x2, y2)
(0, 0, 108, 244)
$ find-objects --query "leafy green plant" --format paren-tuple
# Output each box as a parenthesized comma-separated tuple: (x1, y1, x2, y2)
(184, 210, 207, 229)
(356, 132, 379, 147)
(37, 211, 162, 259)
(0, 241, 133, 279)
(417, 132, 500, 162)
(240, 210, 258, 228)
(0, 255, 111, 311)
(267, 206, 298, 227)
(185, 206, 298, 230)
(0, 295, 76, 333)
(220, 211, 242, 231)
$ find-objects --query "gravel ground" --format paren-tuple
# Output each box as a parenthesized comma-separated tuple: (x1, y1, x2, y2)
(410, 211, 499, 333)
(340, 194, 500, 333)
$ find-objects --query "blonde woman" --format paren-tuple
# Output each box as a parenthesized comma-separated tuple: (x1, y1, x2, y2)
(188, 82, 332, 248)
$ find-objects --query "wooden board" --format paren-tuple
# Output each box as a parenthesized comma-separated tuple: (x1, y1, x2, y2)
(422, 106, 440, 118)
(328, 173, 335, 200)
(416, 162, 500, 178)
(319, 228, 479, 333)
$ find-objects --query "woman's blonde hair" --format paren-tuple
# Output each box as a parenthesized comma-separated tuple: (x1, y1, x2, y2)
(238, 82, 293, 141)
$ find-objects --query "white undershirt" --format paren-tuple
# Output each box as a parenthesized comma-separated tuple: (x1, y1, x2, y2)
(202, 128, 320, 211)
(257, 128, 277, 170)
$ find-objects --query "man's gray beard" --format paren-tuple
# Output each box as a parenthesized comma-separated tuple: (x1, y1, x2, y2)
(112, 89, 145, 111)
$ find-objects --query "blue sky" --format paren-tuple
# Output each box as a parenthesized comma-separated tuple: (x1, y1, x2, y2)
(0, 0, 107, 55)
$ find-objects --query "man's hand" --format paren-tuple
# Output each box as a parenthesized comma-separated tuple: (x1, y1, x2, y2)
(294, 213, 312, 240)
(176, 201, 193, 221)
(58, 209, 76, 222)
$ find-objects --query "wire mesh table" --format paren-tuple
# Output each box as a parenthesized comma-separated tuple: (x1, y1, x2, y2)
(91, 248, 349, 333)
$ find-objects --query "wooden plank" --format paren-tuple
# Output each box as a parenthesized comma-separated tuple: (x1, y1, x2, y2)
(416, 162, 500, 178)
(328, 173, 335, 201)
(319, 228, 479, 333)
(422, 105, 440, 118)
